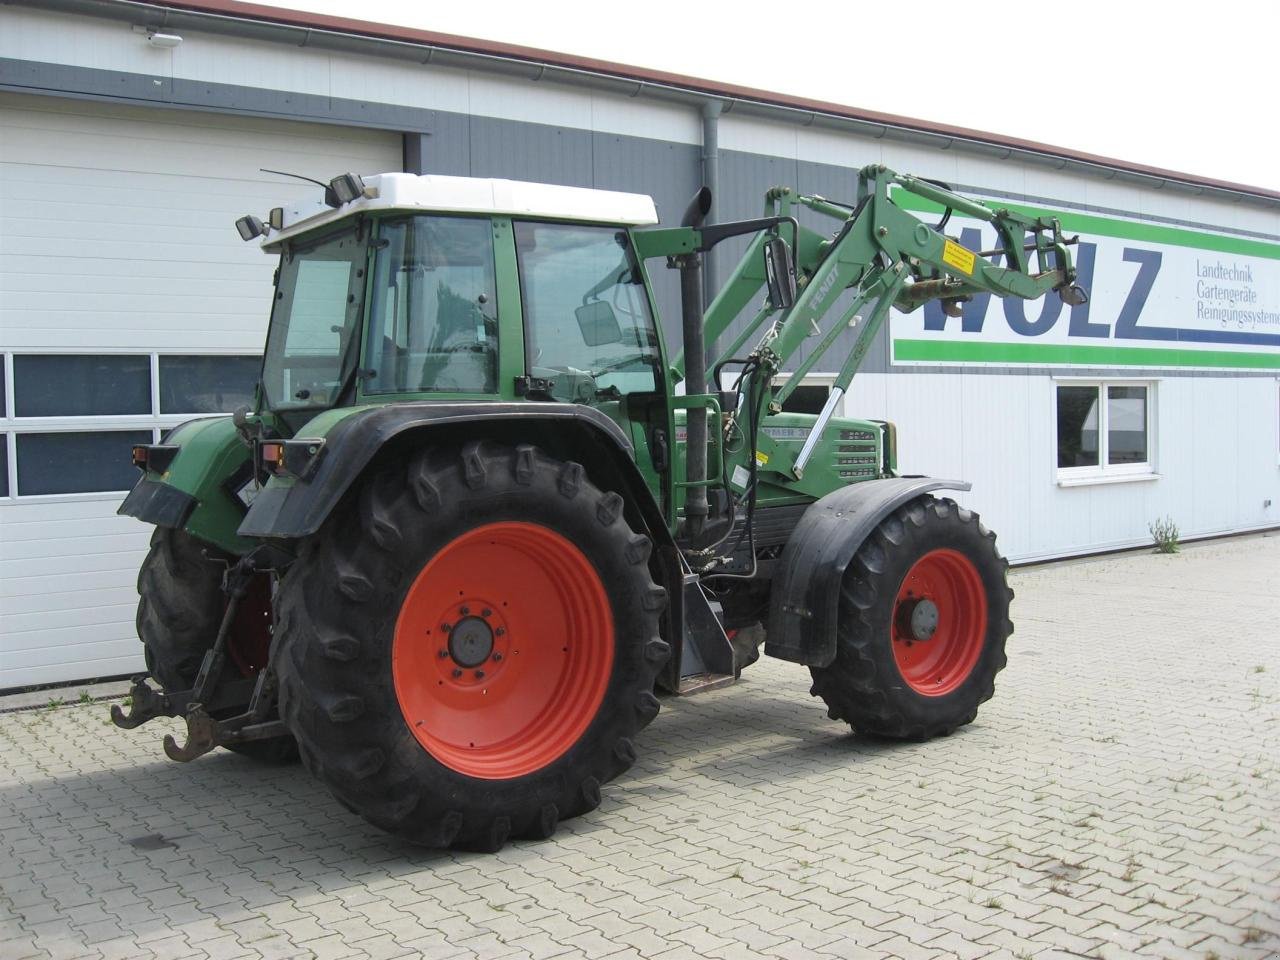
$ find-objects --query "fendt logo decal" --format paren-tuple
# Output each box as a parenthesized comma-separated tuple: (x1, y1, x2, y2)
(808, 268, 841, 312)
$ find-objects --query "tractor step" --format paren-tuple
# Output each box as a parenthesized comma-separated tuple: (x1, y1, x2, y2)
(676, 672, 735, 695)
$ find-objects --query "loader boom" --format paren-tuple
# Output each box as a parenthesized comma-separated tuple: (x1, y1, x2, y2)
(635, 162, 1082, 485)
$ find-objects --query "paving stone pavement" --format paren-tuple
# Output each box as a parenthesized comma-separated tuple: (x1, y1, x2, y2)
(2, 534, 1277, 960)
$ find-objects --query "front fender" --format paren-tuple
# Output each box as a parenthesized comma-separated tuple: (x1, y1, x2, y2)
(765, 477, 971, 667)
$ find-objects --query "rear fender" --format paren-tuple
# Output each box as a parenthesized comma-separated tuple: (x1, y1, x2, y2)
(237, 401, 697, 689)
(117, 416, 255, 555)
(765, 477, 971, 667)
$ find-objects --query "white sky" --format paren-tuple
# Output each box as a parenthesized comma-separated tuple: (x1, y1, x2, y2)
(266, 0, 1277, 193)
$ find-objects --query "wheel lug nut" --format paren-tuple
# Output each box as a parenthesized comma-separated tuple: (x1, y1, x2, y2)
(452, 668, 463, 678)
(460, 606, 470, 616)
(482, 608, 492, 618)
(492, 652, 503, 662)
(438, 649, 449, 658)
(441, 623, 452, 633)
(474, 670, 485, 679)
(495, 627, 505, 637)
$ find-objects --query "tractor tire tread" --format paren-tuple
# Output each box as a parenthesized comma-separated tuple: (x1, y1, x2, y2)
(808, 496, 1011, 741)
(272, 441, 665, 850)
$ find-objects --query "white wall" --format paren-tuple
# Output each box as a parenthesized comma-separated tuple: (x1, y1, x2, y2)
(843, 372, 1280, 562)
(0, 93, 402, 688)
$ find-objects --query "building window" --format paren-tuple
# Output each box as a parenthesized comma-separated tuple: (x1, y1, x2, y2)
(159, 356, 259, 414)
(0, 352, 260, 500)
(781, 384, 832, 415)
(1055, 381, 1156, 483)
(13, 355, 151, 417)
(16, 431, 153, 496)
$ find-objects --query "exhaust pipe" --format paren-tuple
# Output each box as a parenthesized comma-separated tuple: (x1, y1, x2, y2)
(679, 187, 713, 540)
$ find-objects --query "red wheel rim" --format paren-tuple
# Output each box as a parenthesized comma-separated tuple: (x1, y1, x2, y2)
(891, 549, 987, 696)
(392, 521, 614, 780)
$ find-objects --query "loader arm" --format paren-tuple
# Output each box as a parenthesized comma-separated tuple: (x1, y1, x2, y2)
(694, 163, 1083, 403)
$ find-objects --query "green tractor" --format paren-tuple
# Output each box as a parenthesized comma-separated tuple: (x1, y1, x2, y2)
(114, 166, 1085, 849)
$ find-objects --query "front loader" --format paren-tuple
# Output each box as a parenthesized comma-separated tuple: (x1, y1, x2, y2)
(113, 165, 1084, 849)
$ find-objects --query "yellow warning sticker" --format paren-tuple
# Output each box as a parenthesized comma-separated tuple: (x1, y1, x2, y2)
(755, 451, 770, 466)
(942, 239, 976, 275)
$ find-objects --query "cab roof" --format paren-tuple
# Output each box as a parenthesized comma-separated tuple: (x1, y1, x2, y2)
(262, 172, 659, 250)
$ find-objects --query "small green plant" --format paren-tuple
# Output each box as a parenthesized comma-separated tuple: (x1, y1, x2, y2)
(1252, 664, 1267, 674)
(1242, 928, 1264, 944)
(983, 897, 1003, 909)
(78, 690, 92, 704)
(1148, 515, 1180, 553)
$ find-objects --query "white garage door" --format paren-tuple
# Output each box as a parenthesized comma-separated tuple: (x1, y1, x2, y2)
(0, 92, 402, 688)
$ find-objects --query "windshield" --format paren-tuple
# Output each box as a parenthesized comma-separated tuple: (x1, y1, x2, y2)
(363, 216, 498, 395)
(515, 222, 660, 398)
(261, 228, 367, 411)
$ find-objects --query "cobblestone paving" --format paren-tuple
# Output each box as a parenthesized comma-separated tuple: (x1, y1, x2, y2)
(2, 535, 1277, 960)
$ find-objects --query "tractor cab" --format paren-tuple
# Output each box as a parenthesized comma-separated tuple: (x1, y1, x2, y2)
(245, 173, 666, 434)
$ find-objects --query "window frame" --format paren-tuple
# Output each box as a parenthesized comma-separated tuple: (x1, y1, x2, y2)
(359, 214, 501, 398)
(513, 219, 663, 399)
(1053, 376, 1159, 486)
(0, 348, 259, 502)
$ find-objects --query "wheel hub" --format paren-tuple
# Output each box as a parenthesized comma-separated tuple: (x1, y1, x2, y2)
(897, 597, 940, 641)
(448, 616, 494, 667)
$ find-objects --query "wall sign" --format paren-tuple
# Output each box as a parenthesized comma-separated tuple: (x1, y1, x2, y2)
(890, 197, 1280, 370)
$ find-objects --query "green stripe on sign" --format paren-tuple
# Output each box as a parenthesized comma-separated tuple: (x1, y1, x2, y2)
(893, 339, 1280, 369)
(891, 194, 1280, 261)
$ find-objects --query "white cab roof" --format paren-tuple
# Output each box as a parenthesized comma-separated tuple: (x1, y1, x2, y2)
(263, 173, 659, 249)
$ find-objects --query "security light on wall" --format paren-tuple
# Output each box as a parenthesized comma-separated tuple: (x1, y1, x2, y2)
(132, 25, 182, 48)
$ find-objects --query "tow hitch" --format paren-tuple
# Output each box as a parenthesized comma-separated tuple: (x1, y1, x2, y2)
(110, 550, 285, 761)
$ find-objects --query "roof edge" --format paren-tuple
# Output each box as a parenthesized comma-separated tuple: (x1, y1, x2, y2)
(29, 0, 1280, 205)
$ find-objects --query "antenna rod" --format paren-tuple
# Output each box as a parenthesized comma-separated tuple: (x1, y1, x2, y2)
(259, 168, 328, 188)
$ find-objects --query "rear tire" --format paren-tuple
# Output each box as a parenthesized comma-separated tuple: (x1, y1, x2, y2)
(808, 496, 1011, 740)
(272, 441, 669, 849)
(135, 527, 298, 763)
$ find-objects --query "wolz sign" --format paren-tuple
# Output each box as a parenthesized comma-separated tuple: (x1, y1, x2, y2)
(891, 197, 1280, 371)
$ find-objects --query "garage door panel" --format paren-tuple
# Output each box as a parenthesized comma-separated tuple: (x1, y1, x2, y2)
(0, 92, 401, 688)
(4, 601, 136, 635)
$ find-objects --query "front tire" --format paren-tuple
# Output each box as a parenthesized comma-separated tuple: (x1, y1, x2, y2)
(272, 441, 669, 849)
(808, 496, 1012, 740)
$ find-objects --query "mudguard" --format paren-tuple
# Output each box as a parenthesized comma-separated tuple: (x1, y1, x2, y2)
(765, 477, 971, 668)
(236, 399, 719, 692)
(117, 415, 256, 555)
(238, 401, 639, 539)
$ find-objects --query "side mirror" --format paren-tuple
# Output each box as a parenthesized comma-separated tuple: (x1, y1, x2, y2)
(575, 301, 623, 347)
(763, 236, 796, 310)
(235, 214, 265, 242)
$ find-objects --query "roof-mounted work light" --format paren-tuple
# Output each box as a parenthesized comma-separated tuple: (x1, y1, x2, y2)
(329, 173, 366, 205)
(235, 214, 266, 241)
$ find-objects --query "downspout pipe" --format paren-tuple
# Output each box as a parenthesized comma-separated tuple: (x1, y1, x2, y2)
(700, 100, 722, 311)
(679, 186, 713, 541)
